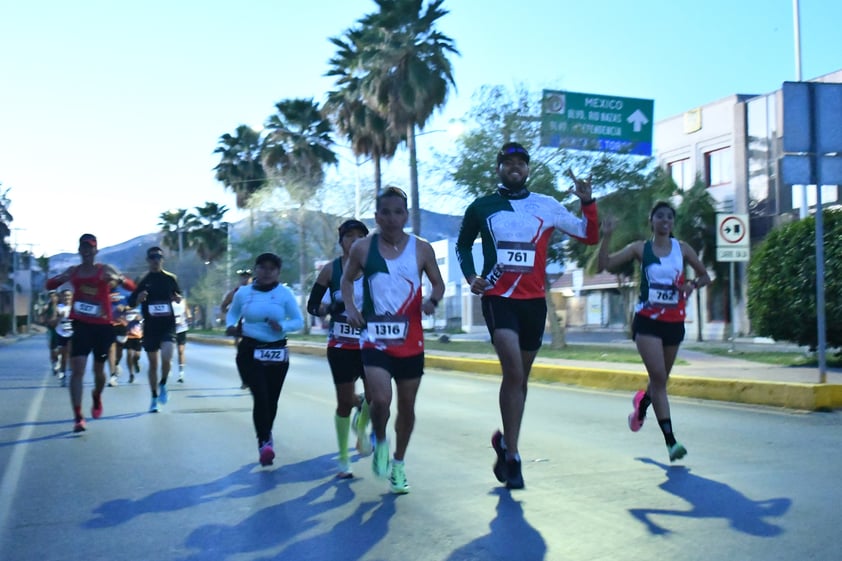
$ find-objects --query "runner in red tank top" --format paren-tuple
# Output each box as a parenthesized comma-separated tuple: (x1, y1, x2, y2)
(46, 233, 136, 433)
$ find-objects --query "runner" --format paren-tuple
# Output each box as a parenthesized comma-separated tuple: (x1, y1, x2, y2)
(172, 296, 192, 382)
(307, 218, 371, 478)
(225, 252, 303, 467)
(598, 204, 710, 461)
(52, 290, 74, 386)
(45, 233, 136, 432)
(342, 186, 445, 494)
(41, 291, 60, 374)
(221, 268, 253, 389)
(107, 281, 132, 386)
(455, 142, 599, 489)
(124, 307, 143, 383)
(127, 247, 182, 413)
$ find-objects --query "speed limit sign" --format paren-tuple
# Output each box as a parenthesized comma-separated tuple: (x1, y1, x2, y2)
(716, 214, 750, 262)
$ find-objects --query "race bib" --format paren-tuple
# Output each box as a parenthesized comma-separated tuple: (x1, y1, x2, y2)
(73, 301, 101, 317)
(253, 347, 289, 363)
(367, 315, 408, 346)
(148, 301, 173, 317)
(496, 241, 536, 273)
(332, 315, 362, 344)
(648, 283, 679, 307)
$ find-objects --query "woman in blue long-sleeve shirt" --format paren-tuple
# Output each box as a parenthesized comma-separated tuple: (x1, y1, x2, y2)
(225, 252, 303, 466)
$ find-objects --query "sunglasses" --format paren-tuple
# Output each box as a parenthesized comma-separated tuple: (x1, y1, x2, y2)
(148, 254, 164, 260)
(501, 146, 529, 157)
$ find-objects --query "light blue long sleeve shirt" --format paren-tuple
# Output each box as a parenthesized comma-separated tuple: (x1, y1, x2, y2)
(226, 283, 303, 342)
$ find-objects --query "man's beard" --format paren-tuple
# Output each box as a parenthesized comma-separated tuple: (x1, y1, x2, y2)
(500, 174, 527, 192)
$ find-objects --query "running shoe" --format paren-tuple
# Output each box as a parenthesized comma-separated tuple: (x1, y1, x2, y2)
(58, 372, 66, 386)
(177, 372, 185, 383)
(505, 457, 525, 490)
(389, 462, 410, 494)
(259, 441, 275, 466)
(73, 419, 87, 433)
(668, 442, 687, 462)
(628, 390, 646, 432)
(91, 391, 103, 419)
(128, 373, 135, 384)
(337, 459, 353, 479)
(149, 397, 159, 413)
(372, 439, 390, 479)
(491, 430, 508, 483)
(158, 384, 169, 405)
(352, 410, 372, 457)
(108, 374, 119, 387)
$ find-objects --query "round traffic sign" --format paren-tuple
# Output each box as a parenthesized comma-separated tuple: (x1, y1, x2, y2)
(719, 215, 747, 244)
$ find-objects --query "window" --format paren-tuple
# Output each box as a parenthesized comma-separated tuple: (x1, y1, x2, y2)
(705, 147, 732, 187)
(668, 159, 691, 190)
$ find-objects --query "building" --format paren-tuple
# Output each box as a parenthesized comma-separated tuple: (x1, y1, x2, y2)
(553, 68, 842, 339)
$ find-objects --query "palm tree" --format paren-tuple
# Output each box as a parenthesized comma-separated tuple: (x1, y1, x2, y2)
(213, 125, 267, 219)
(262, 98, 338, 332)
(355, 0, 459, 235)
(157, 208, 193, 259)
(325, 28, 402, 197)
(188, 202, 229, 264)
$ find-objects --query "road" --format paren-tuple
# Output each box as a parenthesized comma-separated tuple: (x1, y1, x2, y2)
(1, 335, 840, 561)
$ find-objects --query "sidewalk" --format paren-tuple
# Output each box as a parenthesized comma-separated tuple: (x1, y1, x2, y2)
(280, 333, 842, 412)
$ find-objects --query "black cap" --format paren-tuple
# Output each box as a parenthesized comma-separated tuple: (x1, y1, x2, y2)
(338, 219, 369, 241)
(497, 142, 530, 165)
(255, 252, 282, 269)
(79, 233, 97, 248)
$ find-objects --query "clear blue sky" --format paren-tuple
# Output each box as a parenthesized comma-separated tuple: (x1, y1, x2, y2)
(1, 0, 840, 256)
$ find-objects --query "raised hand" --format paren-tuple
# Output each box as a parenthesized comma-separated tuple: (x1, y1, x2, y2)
(565, 168, 593, 202)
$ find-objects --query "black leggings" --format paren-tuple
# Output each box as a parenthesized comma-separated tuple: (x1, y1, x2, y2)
(236, 338, 289, 445)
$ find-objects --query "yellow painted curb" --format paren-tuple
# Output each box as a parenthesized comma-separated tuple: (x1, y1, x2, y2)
(190, 336, 842, 411)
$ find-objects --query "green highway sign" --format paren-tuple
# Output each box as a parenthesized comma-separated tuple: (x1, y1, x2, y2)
(540, 89, 654, 155)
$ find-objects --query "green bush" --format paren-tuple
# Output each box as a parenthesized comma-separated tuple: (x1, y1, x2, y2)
(748, 209, 842, 348)
(0, 314, 11, 337)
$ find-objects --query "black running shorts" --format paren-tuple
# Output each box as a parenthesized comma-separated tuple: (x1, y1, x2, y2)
(481, 296, 547, 352)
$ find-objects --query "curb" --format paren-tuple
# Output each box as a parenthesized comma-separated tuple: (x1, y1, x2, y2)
(190, 336, 842, 412)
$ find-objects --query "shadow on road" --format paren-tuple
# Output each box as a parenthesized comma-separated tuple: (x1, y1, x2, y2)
(84, 453, 335, 529)
(178, 478, 396, 561)
(629, 457, 791, 536)
(444, 487, 547, 561)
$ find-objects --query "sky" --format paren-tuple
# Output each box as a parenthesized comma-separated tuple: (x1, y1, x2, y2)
(1, 0, 841, 257)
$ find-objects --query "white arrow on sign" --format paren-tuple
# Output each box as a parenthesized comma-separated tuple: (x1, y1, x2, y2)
(627, 109, 649, 132)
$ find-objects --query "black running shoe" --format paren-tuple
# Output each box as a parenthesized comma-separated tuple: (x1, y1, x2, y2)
(491, 430, 508, 483)
(505, 458, 524, 490)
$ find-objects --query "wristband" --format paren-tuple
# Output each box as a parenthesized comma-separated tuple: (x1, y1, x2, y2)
(430, 297, 440, 308)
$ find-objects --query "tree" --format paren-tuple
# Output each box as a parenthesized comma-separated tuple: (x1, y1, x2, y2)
(187, 202, 229, 264)
(325, 28, 402, 197)
(262, 98, 338, 332)
(356, 0, 459, 235)
(158, 208, 193, 259)
(213, 125, 267, 221)
(747, 208, 842, 349)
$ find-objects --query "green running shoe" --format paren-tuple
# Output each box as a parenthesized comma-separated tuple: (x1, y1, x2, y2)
(668, 442, 687, 462)
(389, 462, 410, 494)
(372, 439, 390, 479)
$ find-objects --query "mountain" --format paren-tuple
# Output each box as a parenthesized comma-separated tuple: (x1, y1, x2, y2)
(47, 209, 464, 274)
(48, 233, 163, 276)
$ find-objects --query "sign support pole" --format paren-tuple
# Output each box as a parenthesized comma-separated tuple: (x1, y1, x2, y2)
(729, 262, 736, 353)
(814, 151, 827, 381)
